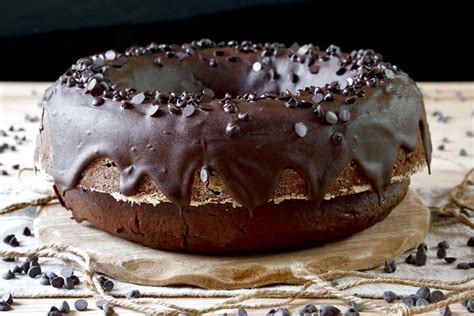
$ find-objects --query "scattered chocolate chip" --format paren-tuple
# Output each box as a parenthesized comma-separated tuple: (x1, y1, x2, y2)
(429, 290, 444, 303)
(383, 291, 398, 303)
(331, 132, 344, 146)
(102, 279, 114, 291)
(70, 275, 80, 285)
(2, 270, 15, 280)
(28, 265, 41, 278)
(384, 259, 396, 273)
(338, 110, 351, 122)
(0, 301, 11, 312)
(415, 248, 427, 266)
(90, 86, 104, 97)
(298, 304, 318, 314)
(8, 236, 20, 247)
(40, 274, 50, 285)
(64, 277, 75, 290)
(74, 299, 88, 311)
(131, 92, 146, 105)
(12, 164, 20, 170)
(325, 111, 338, 125)
(459, 149, 468, 156)
(182, 104, 196, 117)
(23, 227, 32, 236)
(58, 301, 70, 314)
(226, 123, 240, 137)
(226, 56, 239, 62)
(92, 97, 104, 106)
(168, 103, 181, 114)
(320, 304, 340, 316)
(126, 289, 141, 299)
(466, 299, 474, 312)
(437, 144, 445, 151)
(237, 306, 247, 316)
(456, 262, 471, 270)
(309, 64, 320, 74)
(402, 296, 415, 307)
(437, 248, 447, 259)
(48, 306, 61, 316)
(468, 237, 474, 247)
(324, 93, 334, 102)
(1, 293, 13, 304)
(208, 59, 218, 67)
(3, 234, 14, 244)
(416, 287, 430, 299)
(51, 276, 65, 288)
(416, 298, 429, 306)
(200, 94, 212, 103)
(439, 306, 452, 316)
(273, 307, 290, 316)
(294, 123, 307, 137)
(444, 257, 457, 264)
(343, 307, 359, 316)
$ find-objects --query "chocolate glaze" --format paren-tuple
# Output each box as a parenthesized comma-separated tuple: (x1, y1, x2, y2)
(40, 41, 432, 212)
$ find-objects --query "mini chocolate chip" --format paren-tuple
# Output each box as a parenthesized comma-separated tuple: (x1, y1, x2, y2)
(149, 103, 162, 117)
(456, 262, 471, 270)
(2, 270, 15, 280)
(336, 67, 346, 76)
(51, 276, 65, 288)
(226, 56, 239, 62)
(325, 111, 338, 124)
(28, 265, 41, 278)
(416, 287, 430, 299)
(309, 64, 320, 74)
(238, 112, 250, 122)
(1, 293, 12, 304)
(226, 123, 240, 137)
(59, 301, 70, 313)
(439, 306, 452, 316)
(384, 69, 395, 79)
(92, 97, 104, 106)
(131, 92, 146, 104)
(459, 149, 468, 156)
(320, 304, 340, 316)
(468, 236, 474, 247)
(437, 248, 447, 259)
(339, 110, 351, 122)
(331, 132, 344, 146)
(202, 88, 215, 98)
(40, 274, 50, 285)
(102, 279, 114, 291)
(444, 257, 457, 264)
(415, 248, 427, 266)
(183, 104, 196, 117)
(294, 123, 307, 137)
(429, 290, 444, 302)
(384, 259, 396, 273)
(312, 93, 324, 104)
(74, 299, 88, 311)
(252, 61, 263, 72)
(126, 289, 141, 299)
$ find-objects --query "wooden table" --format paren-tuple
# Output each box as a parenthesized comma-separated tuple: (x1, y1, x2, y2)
(1, 82, 473, 315)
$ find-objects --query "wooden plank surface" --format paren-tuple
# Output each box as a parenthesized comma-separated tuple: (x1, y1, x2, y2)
(0, 82, 473, 315)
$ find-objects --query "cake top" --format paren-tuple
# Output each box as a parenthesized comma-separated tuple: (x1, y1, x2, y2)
(42, 40, 432, 210)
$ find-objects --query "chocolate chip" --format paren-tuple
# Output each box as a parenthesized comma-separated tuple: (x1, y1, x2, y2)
(226, 56, 239, 62)
(415, 248, 427, 266)
(324, 93, 334, 102)
(51, 276, 65, 288)
(437, 248, 447, 259)
(70, 274, 80, 285)
(468, 237, 474, 247)
(466, 299, 474, 313)
(168, 104, 181, 114)
(21, 227, 31, 238)
(402, 296, 415, 307)
(456, 262, 471, 270)
(64, 277, 75, 290)
(209, 59, 218, 67)
(0, 302, 11, 312)
(416, 287, 430, 299)
(121, 101, 132, 109)
(131, 92, 146, 105)
(237, 306, 247, 316)
(294, 123, 307, 137)
(343, 307, 359, 316)
(416, 298, 429, 306)
(384, 69, 395, 79)
(351, 302, 363, 312)
(238, 112, 250, 122)
(383, 291, 398, 303)
(126, 289, 141, 299)
(28, 265, 41, 278)
(200, 167, 209, 183)
(1, 293, 12, 305)
(226, 123, 240, 137)
(182, 104, 196, 117)
(154, 57, 163, 67)
(273, 307, 290, 316)
(331, 132, 344, 146)
(439, 306, 452, 316)
(40, 274, 50, 285)
(102, 279, 114, 291)
(384, 259, 396, 273)
(92, 97, 104, 106)
(59, 301, 70, 313)
(444, 257, 457, 264)
(438, 240, 449, 249)
(298, 304, 318, 314)
(74, 299, 88, 311)
(312, 93, 324, 104)
(3, 234, 14, 244)
(2, 270, 15, 280)
(345, 95, 357, 104)
(325, 111, 338, 124)
(202, 88, 215, 98)
(309, 64, 320, 74)
(2, 257, 15, 262)
(252, 62, 263, 72)
(91, 86, 105, 98)
(12, 265, 21, 274)
(8, 236, 20, 247)
(429, 290, 444, 302)
(338, 110, 351, 123)
(320, 304, 340, 316)
(336, 67, 347, 76)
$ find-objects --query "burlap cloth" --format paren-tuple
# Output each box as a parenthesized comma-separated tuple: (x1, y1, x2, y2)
(0, 84, 473, 314)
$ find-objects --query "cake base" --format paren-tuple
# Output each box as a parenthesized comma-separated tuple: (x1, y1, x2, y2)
(34, 189, 429, 289)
